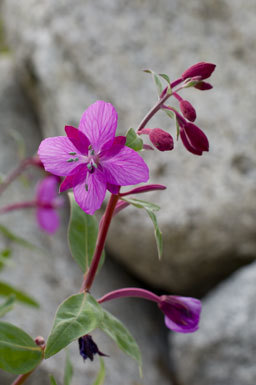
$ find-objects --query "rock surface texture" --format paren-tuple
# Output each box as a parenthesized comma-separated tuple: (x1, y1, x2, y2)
(0, 57, 171, 385)
(172, 261, 256, 385)
(2, 0, 256, 295)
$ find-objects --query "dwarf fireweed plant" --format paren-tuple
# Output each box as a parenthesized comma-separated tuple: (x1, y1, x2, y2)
(0, 62, 215, 385)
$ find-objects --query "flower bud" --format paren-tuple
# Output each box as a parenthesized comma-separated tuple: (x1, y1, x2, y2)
(179, 122, 209, 156)
(149, 128, 174, 152)
(194, 81, 213, 90)
(179, 100, 196, 122)
(182, 62, 216, 81)
(78, 335, 107, 361)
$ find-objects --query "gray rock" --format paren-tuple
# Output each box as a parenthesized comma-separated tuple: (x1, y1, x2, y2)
(2, 0, 256, 294)
(0, 57, 171, 385)
(172, 261, 256, 385)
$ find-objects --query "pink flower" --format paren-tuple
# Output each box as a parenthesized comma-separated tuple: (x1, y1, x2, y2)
(36, 176, 63, 234)
(182, 62, 216, 81)
(158, 295, 201, 333)
(38, 101, 149, 215)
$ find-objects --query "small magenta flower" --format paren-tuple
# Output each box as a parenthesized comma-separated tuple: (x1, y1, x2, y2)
(179, 100, 197, 122)
(36, 176, 64, 234)
(98, 288, 201, 333)
(79, 335, 107, 361)
(38, 101, 149, 215)
(181, 62, 216, 81)
(158, 295, 201, 333)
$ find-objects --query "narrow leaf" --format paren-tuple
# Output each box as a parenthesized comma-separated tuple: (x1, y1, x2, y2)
(0, 295, 16, 318)
(121, 198, 160, 212)
(125, 128, 143, 151)
(146, 210, 163, 260)
(45, 293, 103, 358)
(64, 351, 73, 385)
(0, 248, 12, 271)
(142, 69, 153, 74)
(0, 321, 43, 374)
(100, 309, 142, 373)
(158, 73, 170, 84)
(153, 73, 163, 96)
(92, 357, 105, 385)
(50, 375, 58, 385)
(0, 224, 36, 249)
(0, 281, 39, 308)
(68, 193, 104, 273)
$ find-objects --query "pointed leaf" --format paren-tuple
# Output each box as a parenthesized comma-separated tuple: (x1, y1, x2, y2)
(142, 69, 153, 74)
(64, 350, 73, 385)
(146, 210, 163, 260)
(0, 295, 16, 318)
(125, 128, 143, 151)
(0, 321, 43, 374)
(45, 293, 103, 358)
(50, 375, 58, 385)
(153, 73, 163, 96)
(158, 73, 170, 84)
(0, 224, 37, 249)
(121, 197, 160, 212)
(92, 357, 106, 385)
(0, 249, 12, 271)
(100, 309, 142, 374)
(0, 281, 39, 308)
(68, 193, 104, 273)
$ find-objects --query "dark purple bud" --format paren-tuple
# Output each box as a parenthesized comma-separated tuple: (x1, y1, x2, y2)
(179, 121, 209, 156)
(179, 100, 197, 122)
(149, 128, 174, 152)
(182, 62, 216, 81)
(78, 335, 107, 361)
(194, 81, 213, 91)
(158, 295, 201, 333)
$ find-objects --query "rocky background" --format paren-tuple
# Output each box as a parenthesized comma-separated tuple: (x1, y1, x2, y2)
(0, 0, 256, 384)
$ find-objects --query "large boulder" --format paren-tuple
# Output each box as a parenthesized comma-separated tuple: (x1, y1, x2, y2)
(2, 0, 256, 294)
(172, 261, 256, 385)
(0, 57, 171, 385)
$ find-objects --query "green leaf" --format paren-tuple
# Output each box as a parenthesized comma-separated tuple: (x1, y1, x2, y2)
(0, 281, 39, 308)
(0, 321, 43, 374)
(68, 193, 104, 273)
(125, 128, 143, 151)
(0, 224, 37, 249)
(100, 309, 142, 374)
(153, 73, 163, 96)
(121, 198, 162, 259)
(158, 73, 170, 84)
(0, 295, 16, 318)
(142, 69, 153, 74)
(92, 357, 106, 385)
(50, 375, 58, 385)
(64, 350, 73, 385)
(0, 248, 12, 271)
(45, 293, 103, 358)
(121, 198, 160, 212)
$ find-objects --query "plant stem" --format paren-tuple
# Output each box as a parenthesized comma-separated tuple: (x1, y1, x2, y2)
(82, 193, 120, 292)
(0, 201, 37, 214)
(10, 371, 34, 385)
(98, 287, 161, 304)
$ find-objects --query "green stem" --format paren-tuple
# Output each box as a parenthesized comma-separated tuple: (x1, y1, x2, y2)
(82, 193, 120, 291)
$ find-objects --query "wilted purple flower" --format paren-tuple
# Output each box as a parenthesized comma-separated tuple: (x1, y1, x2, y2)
(179, 120, 209, 156)
(179, 100, 197, 122)
(79, 335, 107, 361)
(38, 101, 149, 215)
(158, 295, 201, 333)
(182, 62, 216, 81)
(36, 176, 63, 234)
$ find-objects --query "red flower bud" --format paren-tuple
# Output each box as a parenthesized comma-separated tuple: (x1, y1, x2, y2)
(149, 128, 174, 152)
(182, 62, 216, 81)
(194, 81, 213, 90)
(179, 100, 196, 122)
(179, 122, 209, 156)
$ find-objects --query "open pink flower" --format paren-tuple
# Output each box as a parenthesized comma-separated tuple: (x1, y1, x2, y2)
(38, 101, 149, 215)
(36, 176, 64, 234)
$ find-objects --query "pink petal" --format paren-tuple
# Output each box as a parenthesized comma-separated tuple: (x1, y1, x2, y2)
(59, 165, 87, 192)
(180, 127, 203, 155)
(65, 126, 90, 155)
(36, 176, 58, 203)
(102, 146, 149, 186)
(107, 183, 120, 194)
(73, 168, 107, 215)
(184, 123, 209, 152)
(38, 137, 84, 176)
(37, 207, 60, 234)
(78, 101, 118, 153)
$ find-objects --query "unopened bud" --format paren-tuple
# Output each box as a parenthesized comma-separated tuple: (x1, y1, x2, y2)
(179, 100, 196, 122)
(194, 81, 213, 91)
(182, 62, 216, 81)
(149, 128, 174, 152)
(35, 336, 45, 348)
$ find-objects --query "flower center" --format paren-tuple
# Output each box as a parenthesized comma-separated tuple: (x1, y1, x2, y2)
(87, 146, 99, 174)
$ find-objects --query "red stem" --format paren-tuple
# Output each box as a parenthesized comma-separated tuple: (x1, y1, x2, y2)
(82, 193, 120, 291)
(10, 371, 33, 385)
(0, 201, 37, 214)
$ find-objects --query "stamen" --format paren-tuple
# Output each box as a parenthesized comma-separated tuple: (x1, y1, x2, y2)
(67, 158, 75, 162)
(85, 184, 88, 191)
(69, 152, 76, 155)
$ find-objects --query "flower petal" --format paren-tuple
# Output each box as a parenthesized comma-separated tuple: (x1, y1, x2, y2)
(59, 165, 88, 192)
(180, 127, 203, 155)
(36, 176, 58, 203)
(102, 146, 149, 186)
(159, 295, 201, 333)
(65, 125, 90, 155)
(184, 123, 209, 152)
(37, 208, 60, 234)
(107, 183, 120, 194)
(73, 168, 107, 215)
(38, 137, 84, 176)
(78, 101, 118, 152)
